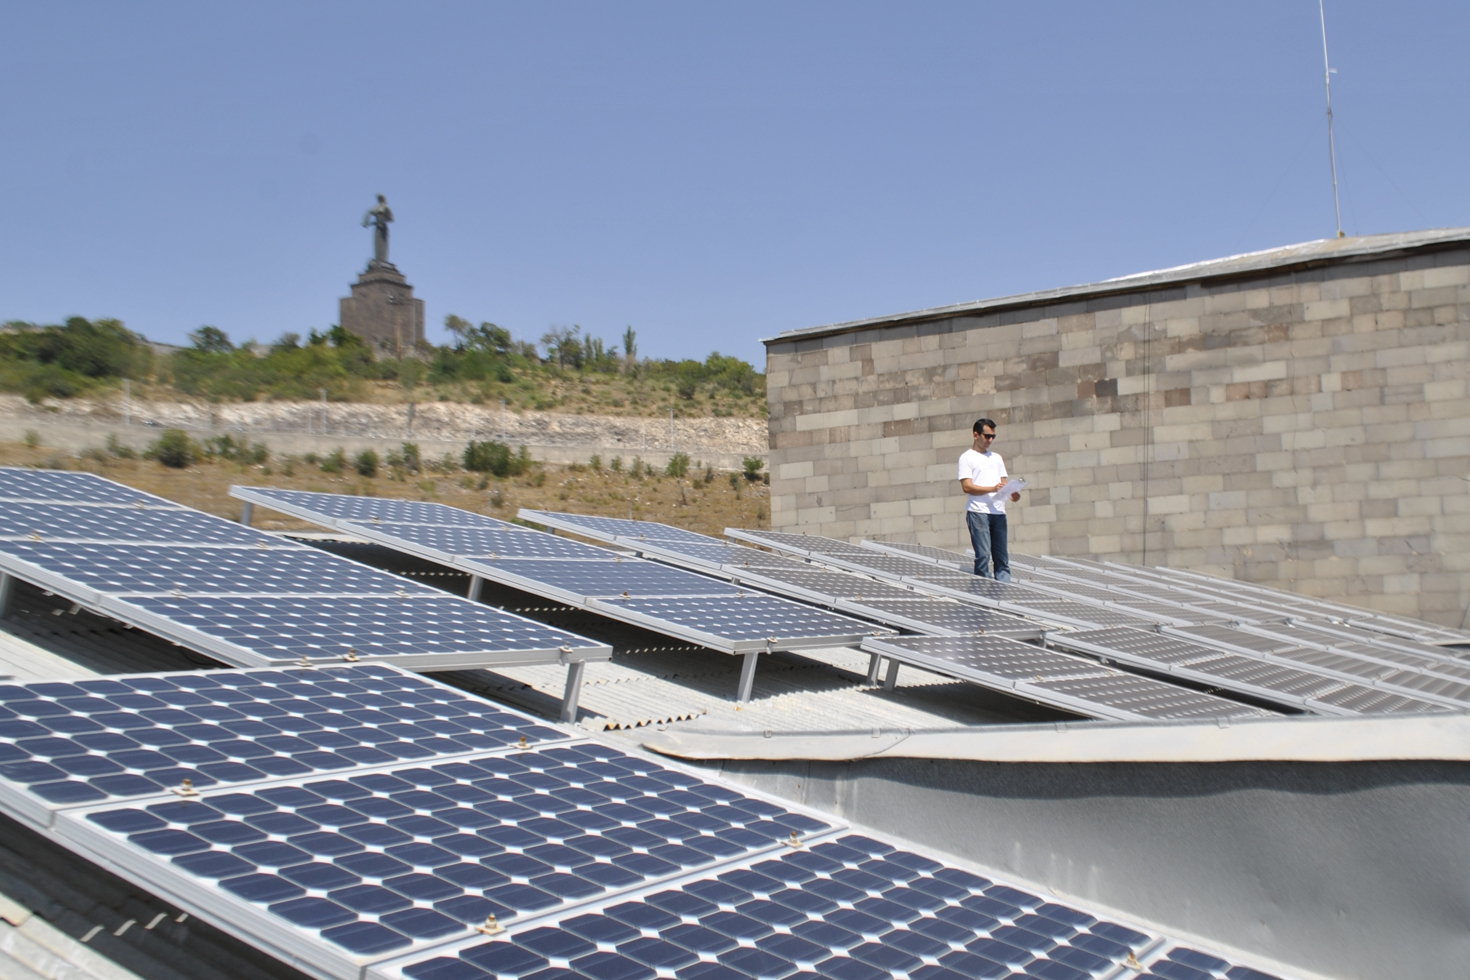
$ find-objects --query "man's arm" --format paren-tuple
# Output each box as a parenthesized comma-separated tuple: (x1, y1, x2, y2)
(960, 476, 1008, 495)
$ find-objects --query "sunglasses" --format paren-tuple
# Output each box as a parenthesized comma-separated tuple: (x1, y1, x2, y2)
(980, 433, 996, 440)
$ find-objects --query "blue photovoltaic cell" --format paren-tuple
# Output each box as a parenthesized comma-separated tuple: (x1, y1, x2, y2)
(241, 489, 519, 529)
(124, 595, 598, 661)
(603, 595, 877, 642)
(0, 542, 442, 597)
(341, 524, 614, 562)
(75, 742, 831, 959)
(0, 502, 267, 545)
(0, 468, 176, 506)
(489, 561, 743, 599)
(386, 833, 1174, 980)
(0, 666, 561, 810)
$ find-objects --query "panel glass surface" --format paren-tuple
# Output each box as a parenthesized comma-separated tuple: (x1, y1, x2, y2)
(0, 665, 561, 809)
(866, 636, 1274, 722)
(126, 595, 603, 661)
(604, 596, 878, 643)
(0, 467, 176, 506)
(73, 742, 831, 961)
(738, 566, 924, 602)
(385, 834, 1253, 980)
(524, 511, 713, 545)
(0, 503, 267, 545)
(851, 598, 1035, 634)
(867, 540, 972, 566)
(487, 560, 743, 599)
(641, 539, 805, 572)
(343, 524, 614, 561)
(1, 542, 442, 596)
(244, 489, 520, 529)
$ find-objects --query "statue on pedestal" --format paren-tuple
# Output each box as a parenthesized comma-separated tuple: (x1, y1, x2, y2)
(341, 193, 424, 348)
(362, 194, 394, 266)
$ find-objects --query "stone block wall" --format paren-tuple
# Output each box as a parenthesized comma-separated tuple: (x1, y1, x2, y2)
(765, 245, 1470, 625)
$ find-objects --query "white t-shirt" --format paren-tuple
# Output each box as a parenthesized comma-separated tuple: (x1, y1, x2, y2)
(958, 448, 1008, 514)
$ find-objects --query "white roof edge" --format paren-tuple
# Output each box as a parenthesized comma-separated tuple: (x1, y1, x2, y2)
(765, 226, 1470, 345)
(641, 713, 1470, 764)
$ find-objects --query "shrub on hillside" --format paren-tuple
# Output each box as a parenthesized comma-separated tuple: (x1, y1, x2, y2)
(463, 440, 530, 478)
(147, 429, 198, 469)
(354, 449, 379, 477)
(666, 452, 690, 478)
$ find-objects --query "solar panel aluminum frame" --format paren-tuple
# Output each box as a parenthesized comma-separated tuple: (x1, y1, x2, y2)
(0, 664, 576, 833)
(366, 817, 1174, 980)
(50, 740, 852, 980)
(722, 527, 835, 560)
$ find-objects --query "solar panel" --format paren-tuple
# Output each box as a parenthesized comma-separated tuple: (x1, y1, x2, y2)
(56, 739, 837, 979)
(484, 560, 742, 602)
(0, 471, 610, 722)
(236, 488, 521, 529)
(0, 542, 444, 600)
(592, 596, 880, 652)
(861, 539, 972, 569)
(863, 636, 1274, 723)
(0, 468, 177, 506)
(234, 489, 888, 703)
(837, 598, 1039, 637)
(124, 595, 602, 671)
(340, 524, 614, 561)
(372, 831, 1187, 980)
(0, 502, 267, 545)
(731, 565, 927, 603)
(1054, 628, 1448, 716)
(0, 664, 566, 831)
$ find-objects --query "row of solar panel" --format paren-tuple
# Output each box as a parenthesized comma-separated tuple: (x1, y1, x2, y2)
(726, 527, 1465, 717)
(520, 509, 1284, 724)
(231, 487, 888, 703)
(526, 514, 1458, 719)
(0, 471, 611, 694)
(8, 664, 1278, 980)
(0, 476, 1293, 980)
(516, 510, 1457, 720)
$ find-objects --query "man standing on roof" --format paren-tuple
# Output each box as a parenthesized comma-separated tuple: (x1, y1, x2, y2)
(958, 418, 1021, 581)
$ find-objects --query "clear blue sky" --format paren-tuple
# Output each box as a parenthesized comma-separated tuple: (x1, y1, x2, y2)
(3, 2, 1466, 368)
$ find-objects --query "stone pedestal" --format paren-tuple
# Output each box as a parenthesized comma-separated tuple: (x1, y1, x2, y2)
(339, 260, 425, 351)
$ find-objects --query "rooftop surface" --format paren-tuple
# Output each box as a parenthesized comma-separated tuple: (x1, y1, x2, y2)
(766, 226, 1470, 345)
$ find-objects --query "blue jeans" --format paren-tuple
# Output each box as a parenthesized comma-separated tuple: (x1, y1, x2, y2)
(967, 510, 1011, 581)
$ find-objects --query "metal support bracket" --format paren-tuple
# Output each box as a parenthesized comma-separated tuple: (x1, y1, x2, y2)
(559, 660, 587, 724)
(737, 649, 761, 703)
(0, 572, 12, 619)
(467, 575, 484, 603)
(883, 658, 902, 691)
(239, 502, 254, 526)
(866, 651, 883, 685)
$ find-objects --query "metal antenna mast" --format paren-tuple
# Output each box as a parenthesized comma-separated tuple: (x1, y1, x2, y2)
(1319, 0, 1344, 238)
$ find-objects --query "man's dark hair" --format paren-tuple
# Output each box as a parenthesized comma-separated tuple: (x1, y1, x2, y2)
(973, 418, 997, 434)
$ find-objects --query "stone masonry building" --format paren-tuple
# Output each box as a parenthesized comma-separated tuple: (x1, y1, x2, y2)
(764, 228, 1470, 626)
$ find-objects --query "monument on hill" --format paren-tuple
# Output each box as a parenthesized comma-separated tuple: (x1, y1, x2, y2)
(339, 194, 425, 351)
